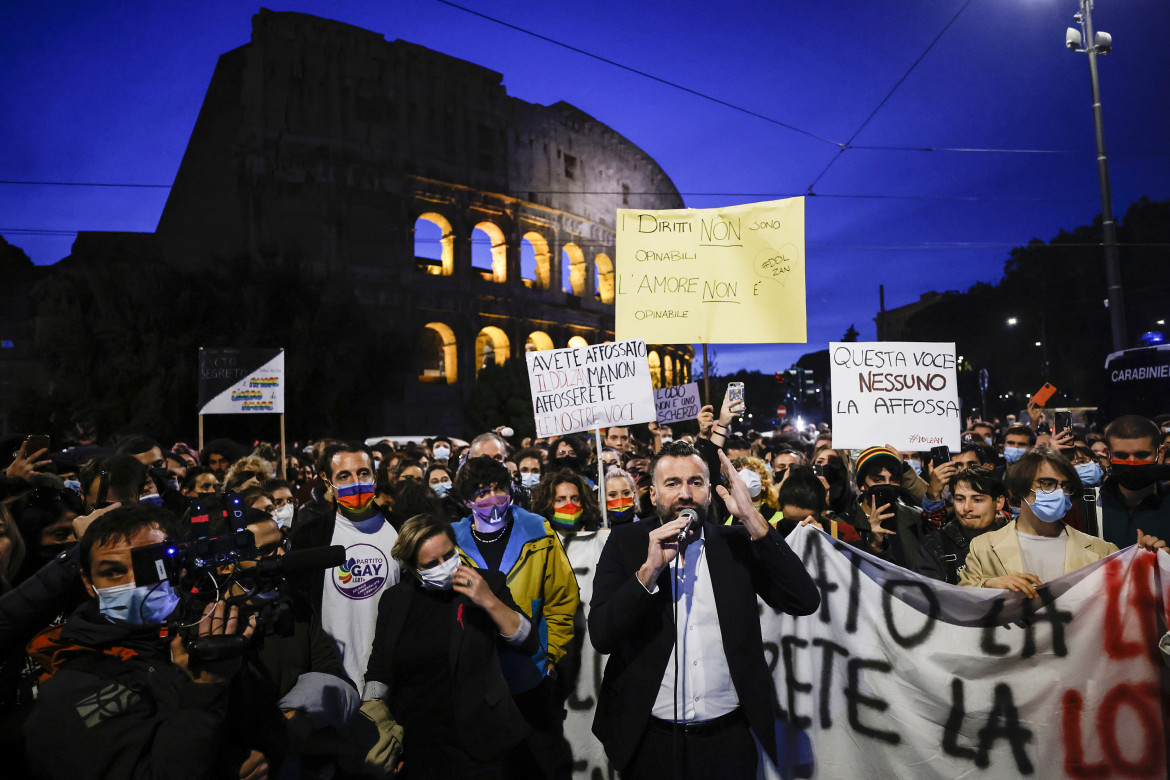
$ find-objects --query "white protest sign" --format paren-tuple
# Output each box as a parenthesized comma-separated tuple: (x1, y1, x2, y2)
(198, 348, 285, 415)
(654, 382, 701, 424)
(760, 526, 1170, 780)
(526, 339, 657, 438)
(829, 341, 960, 451)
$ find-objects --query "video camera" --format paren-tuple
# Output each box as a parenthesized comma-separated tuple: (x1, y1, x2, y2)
(130, 492, 343, 660)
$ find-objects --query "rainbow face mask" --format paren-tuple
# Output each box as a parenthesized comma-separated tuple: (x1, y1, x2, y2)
(606, 496, 636, 523)
(551, 502, 584, 531)
(335, 481, 376, 515)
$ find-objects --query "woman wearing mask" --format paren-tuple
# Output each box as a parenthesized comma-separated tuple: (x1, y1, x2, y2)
(548, 435, 593, 486)
(365, 514, 538, 780)
(530, 470, 601, 535)
(602, 467, 641, 525)
(729, 456, 779, 524)
(425, 464, 463, 523)
(812, 447, 858, 516)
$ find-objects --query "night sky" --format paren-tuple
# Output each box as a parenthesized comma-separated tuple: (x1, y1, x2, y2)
(2, 0, 1168, 373)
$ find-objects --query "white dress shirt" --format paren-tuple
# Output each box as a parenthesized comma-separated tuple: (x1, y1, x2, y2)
(644, 527, 739, 721)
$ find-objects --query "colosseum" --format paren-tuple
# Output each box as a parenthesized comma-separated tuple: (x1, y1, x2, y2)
(153, 9, 693, 434)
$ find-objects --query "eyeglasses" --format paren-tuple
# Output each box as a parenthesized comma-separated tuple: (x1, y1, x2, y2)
(1032, 477, 1075, 495)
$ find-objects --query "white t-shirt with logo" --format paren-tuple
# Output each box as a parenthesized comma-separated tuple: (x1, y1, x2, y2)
(320, 513, 400, 691)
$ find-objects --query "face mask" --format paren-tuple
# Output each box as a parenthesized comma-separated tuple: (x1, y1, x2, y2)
(659, 437, 673, 445)
(551, 501, 584, 531)
(984, 437, 994, 447)
(96, 580, 180, 626)
(139, 494, 164, 508)
(737, 469, 763, 498)
(906, 459, 922, 476)
(1010, 504, 1022, 519)
(1109, 461, 1169, 491)
(1003, 446, 1027, 464)
(335, 481, 376, 515)
(432, 445, 451, 461)
(520, 472, 541, 490)
(1075, 461, 1104, 487)
(606, 495, 635, 523)
(1027, 488, 1072, 524)
(551, 456, 578, 472)
(472, 493, 511, 530)
(418, 553, 460, 590)
(63, 479, 81, 494)
(431, 480, 453, 498)
(274, 503, 295, 529)
(166, 477, 180, 493)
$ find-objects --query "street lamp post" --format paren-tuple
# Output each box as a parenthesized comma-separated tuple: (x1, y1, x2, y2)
(1067, 0, 1127, 352)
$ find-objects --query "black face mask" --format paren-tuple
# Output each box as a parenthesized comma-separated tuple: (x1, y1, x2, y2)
(550, 456, 579, 472)
(1110, 462, 1170, 491)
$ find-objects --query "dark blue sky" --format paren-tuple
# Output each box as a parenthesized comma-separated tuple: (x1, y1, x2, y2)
(2, 0, 1168, 373)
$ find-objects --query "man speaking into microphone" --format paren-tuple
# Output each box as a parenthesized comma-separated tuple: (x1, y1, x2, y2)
(589, 441, 820, 780)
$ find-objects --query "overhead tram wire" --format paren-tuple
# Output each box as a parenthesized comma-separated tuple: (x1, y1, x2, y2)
(429, 0, 843, 149)
(0, 180, 1121, 203)
(805, 0, 976, 195)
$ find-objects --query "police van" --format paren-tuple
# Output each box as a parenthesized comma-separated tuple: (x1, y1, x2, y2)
(1098, 343, 1170, 421)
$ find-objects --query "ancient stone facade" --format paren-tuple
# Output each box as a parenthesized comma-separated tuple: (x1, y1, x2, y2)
(155, 9, 692, 434)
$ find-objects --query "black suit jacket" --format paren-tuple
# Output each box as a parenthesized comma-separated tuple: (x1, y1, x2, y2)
(588, 520, 820, 770)
(365, 569, 539, 762)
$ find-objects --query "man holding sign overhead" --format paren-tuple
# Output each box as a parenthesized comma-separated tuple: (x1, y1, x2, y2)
(588, 441, 819, 780)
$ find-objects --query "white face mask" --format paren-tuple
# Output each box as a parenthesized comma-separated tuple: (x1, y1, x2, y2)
(520, 472, 541, 489)
(432, 445, 451, 461)
(431, 480, 453, 498)
(274, 503, 295, 529)
(737, 468, 763, 498)
(418, 553, 460, 590)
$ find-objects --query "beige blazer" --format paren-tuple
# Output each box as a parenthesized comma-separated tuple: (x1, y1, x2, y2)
(958, 521, 1119, 587)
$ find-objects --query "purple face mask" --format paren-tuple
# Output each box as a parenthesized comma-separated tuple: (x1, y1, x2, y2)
(472, 492, 511, 529)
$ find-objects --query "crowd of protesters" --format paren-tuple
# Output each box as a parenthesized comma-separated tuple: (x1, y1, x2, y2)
(0, 392, 1167, 779)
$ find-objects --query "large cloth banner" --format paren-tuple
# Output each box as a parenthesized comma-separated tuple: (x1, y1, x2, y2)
(525, 340, 656, 437)
(198, 347, 285, 414)
(563, 525, 1169, 780)
(614, 197, 806, 344)
(763, 526, 1170, 779)
(829, 341, 960, 451)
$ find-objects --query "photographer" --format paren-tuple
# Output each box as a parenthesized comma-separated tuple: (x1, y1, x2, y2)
(23, 505, 259, 779)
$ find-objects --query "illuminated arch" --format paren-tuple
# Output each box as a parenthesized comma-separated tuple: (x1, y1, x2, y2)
(414, 213, 454, 276)
(595, 253, 615, 303)
(475, 326, 511, 374)
(648, 350, 662, 390)
(522, 232, 550, 290)
(471, 221, 507, 283)
(418, 322, 457, 384)
(562, 243, 586, 296)
(525, 331, 554, 352)
(568, 336, 588, 349)
(664, 355, 675, 386)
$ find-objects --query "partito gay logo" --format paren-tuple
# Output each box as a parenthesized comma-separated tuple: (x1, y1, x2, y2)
(333, 543, 389, 600)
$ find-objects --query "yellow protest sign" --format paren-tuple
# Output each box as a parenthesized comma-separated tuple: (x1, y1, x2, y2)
(614, 197, 806, 344)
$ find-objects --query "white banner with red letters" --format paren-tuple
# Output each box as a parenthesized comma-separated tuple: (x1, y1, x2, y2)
(563, 524, 1170, 780)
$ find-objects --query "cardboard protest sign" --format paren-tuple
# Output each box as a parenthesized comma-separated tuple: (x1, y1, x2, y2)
(525, 339, 656, 437)
(829, 341, 960, 451)
(198, 348, 284, 414)
(614, 197, 806, 344)
(654, 382, 701, 424)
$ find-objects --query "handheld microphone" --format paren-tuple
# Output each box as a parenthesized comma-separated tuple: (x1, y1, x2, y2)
(676, 508, 698, 544)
